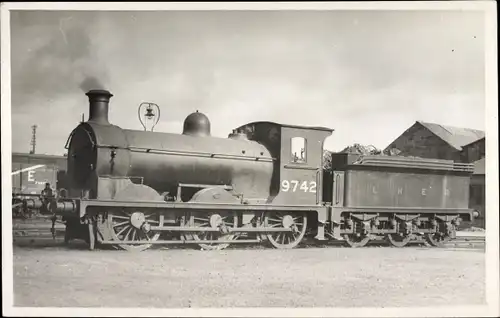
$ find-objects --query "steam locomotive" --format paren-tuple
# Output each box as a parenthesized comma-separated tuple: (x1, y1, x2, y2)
(22, 89, 479, 251)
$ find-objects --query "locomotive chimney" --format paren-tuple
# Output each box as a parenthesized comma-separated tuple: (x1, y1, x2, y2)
(86, 90, 113, 125)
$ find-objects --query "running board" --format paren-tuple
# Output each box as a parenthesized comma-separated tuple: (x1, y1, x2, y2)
(149, 226, 293, 233)
(99, 239, 262, 245)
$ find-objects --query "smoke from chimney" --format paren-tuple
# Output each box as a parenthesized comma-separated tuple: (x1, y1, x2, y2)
(79, 76, 106, 92)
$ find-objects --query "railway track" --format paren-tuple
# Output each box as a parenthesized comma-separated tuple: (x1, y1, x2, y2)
(12, 217, 65, 240)
(442, 234, 486, 249)
(12, 219, 485, 250)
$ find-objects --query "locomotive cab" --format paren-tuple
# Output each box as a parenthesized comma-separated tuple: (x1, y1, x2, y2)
(274, 125, 333, 206)
(233, 122, 334, 205)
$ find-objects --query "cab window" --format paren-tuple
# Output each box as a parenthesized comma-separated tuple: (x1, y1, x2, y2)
(291, 137, 307, 163)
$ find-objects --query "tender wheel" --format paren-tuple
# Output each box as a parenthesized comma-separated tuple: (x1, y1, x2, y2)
(105, 209, 161, 252)
(343, 234, 370, 248)
(425, 232, 452, 248)
(425, 219, 455, 248)
(386, 220, 413, 247)
(343, 219, 370, 248)
(185, 212, 238, 251)
(264, 212, 307, 249)
(386, 233, 412, 247)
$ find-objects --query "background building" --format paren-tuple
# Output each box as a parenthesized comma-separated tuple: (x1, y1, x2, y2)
(384, 121, 485, 162)
(384, 121, 486, 229)
(462, 138, 486, 229)
(461, 137, 486, 163)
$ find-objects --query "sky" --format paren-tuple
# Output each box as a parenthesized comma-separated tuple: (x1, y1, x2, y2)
(9, 10, 486, 155)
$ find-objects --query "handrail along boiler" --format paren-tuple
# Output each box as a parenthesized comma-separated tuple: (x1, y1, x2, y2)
(27, 89, 479, 251)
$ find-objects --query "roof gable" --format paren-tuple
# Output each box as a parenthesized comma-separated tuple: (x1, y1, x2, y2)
(417, 121, 485, 151)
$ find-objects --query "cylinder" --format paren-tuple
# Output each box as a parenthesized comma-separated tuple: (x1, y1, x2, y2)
(86, 90, 113, 125)
(24, 198, 42, 209)
(49, 201, 77, 214)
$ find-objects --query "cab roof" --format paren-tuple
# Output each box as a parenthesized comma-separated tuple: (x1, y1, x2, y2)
(239, 121, 335, 133)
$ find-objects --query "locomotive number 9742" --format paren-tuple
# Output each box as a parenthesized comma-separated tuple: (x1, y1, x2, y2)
(281, 180, 317, 193)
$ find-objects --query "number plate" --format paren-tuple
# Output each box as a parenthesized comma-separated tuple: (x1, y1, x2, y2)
(281, 180, 317, 193)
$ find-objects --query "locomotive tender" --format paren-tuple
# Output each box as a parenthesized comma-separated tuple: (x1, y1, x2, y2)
(25, 89, 479, 251)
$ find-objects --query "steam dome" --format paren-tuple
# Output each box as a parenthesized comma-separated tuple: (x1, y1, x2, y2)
(182, 111, 211, 137)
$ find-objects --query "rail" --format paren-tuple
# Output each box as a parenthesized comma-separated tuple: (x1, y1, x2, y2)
(12, 221, 485, 249)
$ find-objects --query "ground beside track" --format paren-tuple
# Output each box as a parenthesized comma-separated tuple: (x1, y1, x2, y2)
(11, 237, 485, 308)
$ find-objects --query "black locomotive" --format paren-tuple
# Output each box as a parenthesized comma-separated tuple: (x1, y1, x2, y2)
(23, 89, 479, 251)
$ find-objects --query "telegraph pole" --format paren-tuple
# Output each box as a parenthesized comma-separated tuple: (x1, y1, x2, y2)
(30, 125, 37, 154)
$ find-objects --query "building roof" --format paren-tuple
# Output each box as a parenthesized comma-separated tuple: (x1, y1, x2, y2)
(417, 121, 485, 151)
(12, 152, 68, 170)
(12, 152, 67, 160)
(462, 136, 486, 149)
(473, 157, 485, 175)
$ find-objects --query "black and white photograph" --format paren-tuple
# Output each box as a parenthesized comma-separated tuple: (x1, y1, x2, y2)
(1, 2, 498, 317)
